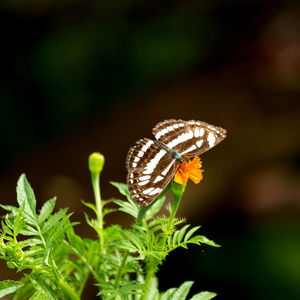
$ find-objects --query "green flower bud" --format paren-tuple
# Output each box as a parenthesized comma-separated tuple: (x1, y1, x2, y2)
(89, 152, 105, 174)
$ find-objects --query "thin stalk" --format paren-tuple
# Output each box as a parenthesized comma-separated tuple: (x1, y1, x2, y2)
(159, 182, 184, 247)
(140, 265, 156, 300)
(91, 172, 103, 236)
(91, 171, 108, 280)
(77, 268, 90, 297)
(51, 251, 81, 300)
(58, 279, 81, 300)
(64, 240, 101, 282)
(114, 250, 129, 289)
(142, 182, 185, 299)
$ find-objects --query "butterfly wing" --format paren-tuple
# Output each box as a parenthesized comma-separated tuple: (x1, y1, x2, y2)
(152, 119, 227, 158)
(126, 138, 176, 206)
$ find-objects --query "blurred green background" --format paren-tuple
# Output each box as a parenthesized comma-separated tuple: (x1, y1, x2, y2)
(1, 0, 300, 299)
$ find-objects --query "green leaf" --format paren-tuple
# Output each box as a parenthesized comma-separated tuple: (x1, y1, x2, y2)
(38, 197, 56, 224)
(189, 291, 217, 300)
(172, 281, 193, 300)
(30, 291, 50, 300)
(20, 224, 40, 236)
(52, 220, 79, 243)
(184, 226, 201, 243)
(110, 181, 131, 200)
(0, 204, 18, 214)
(81, 200, 97, 213)
(103, 207, 117, 218)
(16, 174, 37, 223)
(15, 202, 27, 236)
(28, 275, 58, 300)
(177, 225, 190, 244)
(109, 239, 144, 258)
(84, 213, 97, 230)
(41, 208, 68, 234)
(122, 230, 146, 251)
(114, 198, 139, 218)
(188, 235, 220, 247)
(144, 196, 165, 221)
(146, 276, 160, 300)
(0, 280, 24, 297)
(119, 281, 146, 295)
(160, 288, 176, 300)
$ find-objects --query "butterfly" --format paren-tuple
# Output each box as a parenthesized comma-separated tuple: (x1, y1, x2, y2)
(126, 119, 227, 206)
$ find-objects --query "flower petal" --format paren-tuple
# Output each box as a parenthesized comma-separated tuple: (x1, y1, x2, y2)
(188, 168, 203, 184)
(174, 156, 203, 185)
(174, 168, 188, 185)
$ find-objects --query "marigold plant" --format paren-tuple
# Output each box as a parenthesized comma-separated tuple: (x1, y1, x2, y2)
(0, 152, 219, 300)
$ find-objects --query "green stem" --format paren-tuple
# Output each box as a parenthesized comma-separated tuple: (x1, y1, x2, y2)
(64, 240, 101, 282)
(91, 172, 103, 233)
(58, 279, 81, 300)
(77, 268, 90, 297)
(141, 181, 185, 300)
(114, 250, 129, 289)
(160, 181, 185, 247)
(141, 265, 155, 300)
(51, 251, 81, 300)
(91, 171, 108, 280)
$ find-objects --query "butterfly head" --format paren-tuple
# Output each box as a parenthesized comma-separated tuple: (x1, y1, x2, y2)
(177, 157, 185, 164)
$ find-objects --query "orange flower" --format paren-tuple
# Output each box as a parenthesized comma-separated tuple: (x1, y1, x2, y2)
(174, 156, 203, 185)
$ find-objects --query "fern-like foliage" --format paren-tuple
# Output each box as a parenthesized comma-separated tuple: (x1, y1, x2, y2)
(0, 174, 81, 299)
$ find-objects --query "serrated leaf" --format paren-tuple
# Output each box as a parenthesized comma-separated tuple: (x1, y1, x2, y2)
(177, 225, 190, 244)
(103, 207, 117, 218)
(24, 247, 45, 258)
(30, 291, 50, 300)
(20, 224, 40, 236)
(14, 202, 26, 237)
(109, 239, 144, 258)
(84, 213, 96, 231)
(0, 280, 24, 297)
(189, 291, 217, 300)
(16, 174, 37, 223)
(38, 197, 56, 224)
(52, 221, 79, 243)
(122, 230, 145, 251)
(172, 281, 193, 300)
(110, 181, 131, 200)
(119, 281, 146, 295)
(41, 208, 68, 234)
(28, 275, 58, 300)
(0, 204, 18, 214)
(144, 196, 165, 221)
(184, 226, 201, 243)
(114, 199, 139, 218)
(160, 287, 176, 300)
(188, 235, 220, 247)
(173, 229, 181, 246)
(81, 200, 97, 213)
(22, 238, 44, 247)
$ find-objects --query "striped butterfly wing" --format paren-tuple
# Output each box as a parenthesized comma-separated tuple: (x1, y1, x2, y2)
(126, 138, 177, 206)
(126, 119, 227, 206)
(152, 119, 227, 159)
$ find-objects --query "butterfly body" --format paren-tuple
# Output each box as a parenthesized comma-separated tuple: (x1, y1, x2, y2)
(126, 119, 227, 206)
(154, 140, 184, 163)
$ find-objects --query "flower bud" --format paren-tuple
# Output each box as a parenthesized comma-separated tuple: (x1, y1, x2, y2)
(88, 152, 105, 174)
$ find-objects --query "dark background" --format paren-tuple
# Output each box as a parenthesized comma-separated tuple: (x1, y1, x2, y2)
(1, 0, 300, 299)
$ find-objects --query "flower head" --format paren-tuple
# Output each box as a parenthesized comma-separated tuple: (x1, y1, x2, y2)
(174, 156, 203, 185)
(89, 152, 105, 174)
